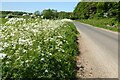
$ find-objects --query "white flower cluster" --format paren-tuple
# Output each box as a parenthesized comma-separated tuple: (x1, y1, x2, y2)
(1, 17, 78, 78)
(5, 18, 26, 24)
(0, 18, 67, 60)
(0, 53, 6, 59)
(61, 19, 73, 22)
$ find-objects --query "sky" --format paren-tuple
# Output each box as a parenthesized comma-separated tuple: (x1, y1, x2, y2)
(0, 2, 79, 13)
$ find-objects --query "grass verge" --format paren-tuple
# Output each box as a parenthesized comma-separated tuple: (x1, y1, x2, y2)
(79, 18, 120, 32)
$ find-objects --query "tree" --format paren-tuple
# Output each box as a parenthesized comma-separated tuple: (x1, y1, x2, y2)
(34, 11, 40, 16)
(41, 9, 58, 19)
(58, 11, 72, 19)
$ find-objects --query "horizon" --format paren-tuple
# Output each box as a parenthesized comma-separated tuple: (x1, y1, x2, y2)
(0, 9, 75, 13)
(0, 2, 78, 13)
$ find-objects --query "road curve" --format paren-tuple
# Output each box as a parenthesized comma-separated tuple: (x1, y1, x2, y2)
(74, 21, 118, 78)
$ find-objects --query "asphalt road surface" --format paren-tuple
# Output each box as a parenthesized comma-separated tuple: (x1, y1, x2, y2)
(74, 21, 118, 78)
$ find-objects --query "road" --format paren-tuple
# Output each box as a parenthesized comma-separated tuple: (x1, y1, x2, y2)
(74, 21, 118, 78)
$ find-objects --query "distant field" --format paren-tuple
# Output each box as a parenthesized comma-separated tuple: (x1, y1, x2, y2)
(0, 18, 8, 24)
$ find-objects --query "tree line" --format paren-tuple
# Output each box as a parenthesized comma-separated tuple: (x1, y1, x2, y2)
(34, 9, 74, 19)
(36, 2, 120, 21)
(0, 11, 32, 18)
(73, 2, 120, 22)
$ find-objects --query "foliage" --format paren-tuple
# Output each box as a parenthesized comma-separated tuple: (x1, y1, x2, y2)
(41, 9, 74, 19)
(58, 12, 73, 19)
(34, 11, 40, 16)
(41, 9, 58, 19)
(74, 2, 119, 20)
(1, 18, 78, 79)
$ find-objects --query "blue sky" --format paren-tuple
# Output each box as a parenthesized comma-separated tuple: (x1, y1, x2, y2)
(1, 2, 78, 13)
